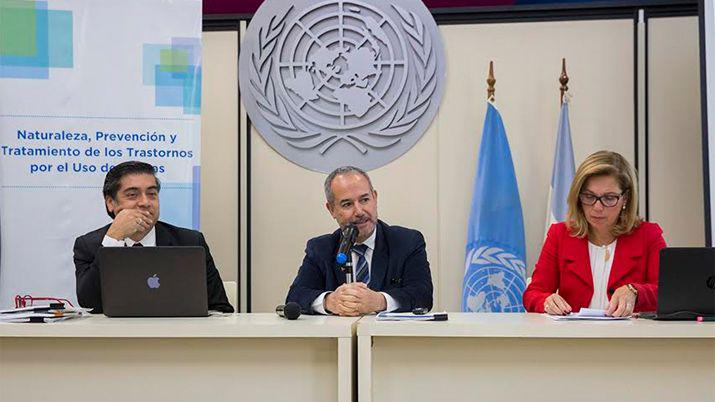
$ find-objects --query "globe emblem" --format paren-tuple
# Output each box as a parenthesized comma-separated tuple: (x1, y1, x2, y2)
(276, 1, 408, 130)
(462, 246, 526, 313)
(239, 0, 445, 172)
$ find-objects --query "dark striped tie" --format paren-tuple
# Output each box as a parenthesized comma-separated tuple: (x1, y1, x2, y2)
(132, 242, 143, 247)
(353, 244, 369, 284)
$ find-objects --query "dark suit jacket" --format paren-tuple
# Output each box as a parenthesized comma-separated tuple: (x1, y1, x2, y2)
(523, 221, 666, 313)
(74, 221, 234, 313)
(286, 220, 433, 314)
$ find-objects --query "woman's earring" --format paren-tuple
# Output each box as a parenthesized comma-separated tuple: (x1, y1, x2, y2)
(622, 204, 626, 210)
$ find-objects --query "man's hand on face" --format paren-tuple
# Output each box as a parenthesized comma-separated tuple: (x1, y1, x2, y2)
(106, 209, 153, 241)
(325, 282, 386, 316)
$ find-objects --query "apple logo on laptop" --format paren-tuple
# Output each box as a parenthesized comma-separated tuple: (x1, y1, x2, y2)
(147, 274, 160, 289)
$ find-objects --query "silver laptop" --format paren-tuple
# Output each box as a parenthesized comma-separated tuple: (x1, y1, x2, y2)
(98, 246, 208, 317)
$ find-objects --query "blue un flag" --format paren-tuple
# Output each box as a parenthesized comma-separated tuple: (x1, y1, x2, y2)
(462, 102, 526, 312)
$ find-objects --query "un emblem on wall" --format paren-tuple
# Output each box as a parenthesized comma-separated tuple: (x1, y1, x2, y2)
(239, 0, 446, 172)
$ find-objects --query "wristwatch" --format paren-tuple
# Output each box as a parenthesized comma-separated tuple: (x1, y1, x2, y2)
(626, 283, 638, 299)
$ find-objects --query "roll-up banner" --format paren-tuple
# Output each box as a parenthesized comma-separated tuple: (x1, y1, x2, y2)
(0, 0, 203, 308)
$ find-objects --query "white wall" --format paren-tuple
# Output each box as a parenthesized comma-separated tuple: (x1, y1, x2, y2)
(648, 17, 704, 247)
(201, 31, 239, 283)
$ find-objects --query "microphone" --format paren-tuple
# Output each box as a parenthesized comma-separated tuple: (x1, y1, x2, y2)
(276, 302, 301, 320)
(335, 224, 358, 265)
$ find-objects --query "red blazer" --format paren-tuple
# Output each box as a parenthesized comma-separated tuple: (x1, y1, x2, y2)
(523, 221, 666, 313)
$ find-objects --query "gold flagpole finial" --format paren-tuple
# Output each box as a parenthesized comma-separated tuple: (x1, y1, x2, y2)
(487, 61, 496, 101)
(559, 58, 569, 104)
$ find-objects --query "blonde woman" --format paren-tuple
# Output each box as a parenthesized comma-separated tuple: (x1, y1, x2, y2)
(523, 151, 666, 317)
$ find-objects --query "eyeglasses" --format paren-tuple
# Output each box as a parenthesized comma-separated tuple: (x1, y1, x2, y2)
(14, 294, 74, 308)
(579, 192, 624, 208)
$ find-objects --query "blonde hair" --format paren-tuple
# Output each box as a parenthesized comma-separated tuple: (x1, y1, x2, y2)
(566, 150, 642, 238)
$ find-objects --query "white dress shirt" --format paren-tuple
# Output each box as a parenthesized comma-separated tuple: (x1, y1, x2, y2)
(102, 226, 157, 247)
(312, 228, 400, 314)
(588, 239, 617, 310)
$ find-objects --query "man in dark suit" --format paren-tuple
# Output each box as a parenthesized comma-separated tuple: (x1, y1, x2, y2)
(286, 166, 433, 316)
(73, 161, 233, 313)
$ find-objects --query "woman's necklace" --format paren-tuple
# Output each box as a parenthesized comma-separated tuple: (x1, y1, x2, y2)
(591, 235, 615, 262)
(603, 245, 611, 262)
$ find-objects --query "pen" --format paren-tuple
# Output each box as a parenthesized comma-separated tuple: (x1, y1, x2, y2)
(696, 316, 715, 322)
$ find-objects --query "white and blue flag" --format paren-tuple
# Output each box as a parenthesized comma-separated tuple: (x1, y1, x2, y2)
(546, 101, 575, 226)
(462, 102, 527, 313)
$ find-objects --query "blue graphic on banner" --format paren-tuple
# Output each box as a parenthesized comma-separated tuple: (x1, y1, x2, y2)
(548, 102, 575, 223)
(159, 165, 201, 230)
(0, 1, 73, 79)
(462, 102, 526, 313)
(142, 38, 202, 115)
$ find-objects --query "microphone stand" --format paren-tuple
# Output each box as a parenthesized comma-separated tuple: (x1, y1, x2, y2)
(336, 224, 358, 284)
(342, 253, 354, 284)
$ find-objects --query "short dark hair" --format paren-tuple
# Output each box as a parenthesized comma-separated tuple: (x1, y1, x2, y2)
(103, 161, 161, 218)
(324, 166, 373, 204)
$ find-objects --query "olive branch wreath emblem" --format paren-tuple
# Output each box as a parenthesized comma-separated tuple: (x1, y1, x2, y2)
(467, 246, 527, 278)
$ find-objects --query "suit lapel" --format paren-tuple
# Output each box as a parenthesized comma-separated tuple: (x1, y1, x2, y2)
(562, 233, 593, 289)
(368, 223, 388, 290)
(154, 222, 176, 246)
(607, 228, 642, 289)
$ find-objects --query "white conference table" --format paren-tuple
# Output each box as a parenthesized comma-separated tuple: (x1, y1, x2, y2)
(0, 313, 358, 402)
(3, 312, 714, 402)
(357, 313, 715, 402)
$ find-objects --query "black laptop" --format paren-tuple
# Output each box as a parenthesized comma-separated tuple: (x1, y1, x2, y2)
(648, 247, 715, 320)
(98, 246, 208, 317)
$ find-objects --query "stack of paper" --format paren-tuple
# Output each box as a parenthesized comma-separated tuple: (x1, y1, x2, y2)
(546, 308, 631, 321)
(0, 304, 92, 323)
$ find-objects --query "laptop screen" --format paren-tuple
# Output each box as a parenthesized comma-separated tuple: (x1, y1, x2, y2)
(98, 246, 208, 317)
(657, 247, 715, 319)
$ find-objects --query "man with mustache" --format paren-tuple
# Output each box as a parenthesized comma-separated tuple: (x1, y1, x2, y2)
(286, 166, 433, 316)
